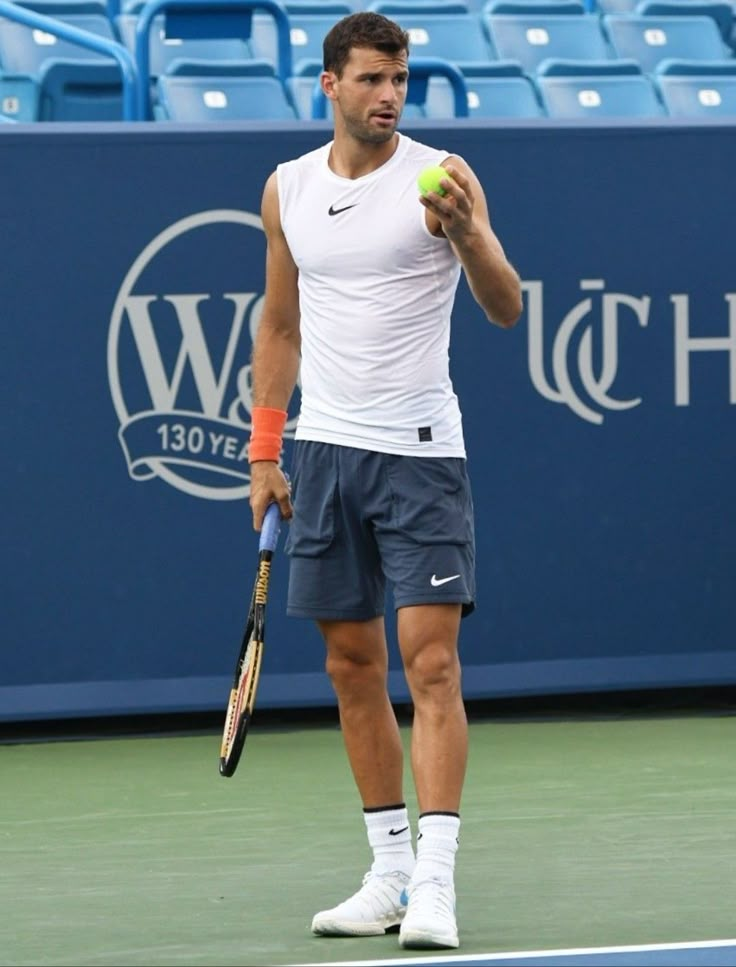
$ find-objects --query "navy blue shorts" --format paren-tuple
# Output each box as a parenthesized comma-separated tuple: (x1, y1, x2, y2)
(285, 442, 476, 621)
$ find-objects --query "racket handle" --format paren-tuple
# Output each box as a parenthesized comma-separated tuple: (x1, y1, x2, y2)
(259, 500, 282, 553)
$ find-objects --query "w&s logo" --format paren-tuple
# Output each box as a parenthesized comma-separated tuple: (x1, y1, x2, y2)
(108, 210, 298, 501)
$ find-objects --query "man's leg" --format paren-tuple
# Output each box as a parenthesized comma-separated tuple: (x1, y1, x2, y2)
(396, 603, 466, 950)
(310, 617, 415, 937)
(320, 617, 403, 805)
(397, 604, 467, 812)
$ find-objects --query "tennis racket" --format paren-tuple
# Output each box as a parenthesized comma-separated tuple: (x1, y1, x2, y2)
(219, 500, 282, 777)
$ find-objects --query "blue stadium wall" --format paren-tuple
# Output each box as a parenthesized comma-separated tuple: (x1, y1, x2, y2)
(2, 118, 735, 722)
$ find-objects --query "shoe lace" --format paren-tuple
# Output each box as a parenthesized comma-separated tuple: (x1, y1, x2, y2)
(352, 870, 407, 917)
(409, 875, 455, 920)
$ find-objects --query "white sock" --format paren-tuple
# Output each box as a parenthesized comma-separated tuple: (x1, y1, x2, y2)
(413, 812, 460, 883)
(363, 804, 415, 877)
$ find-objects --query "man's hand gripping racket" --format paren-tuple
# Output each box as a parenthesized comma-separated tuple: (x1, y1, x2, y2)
(219, 500, 282, 777)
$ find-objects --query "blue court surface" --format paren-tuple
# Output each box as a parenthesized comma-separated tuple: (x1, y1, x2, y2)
(292, 938, 736, 967)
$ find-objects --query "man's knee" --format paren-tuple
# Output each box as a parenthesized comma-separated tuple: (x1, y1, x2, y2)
(320, 620, 387, 693)
(403, 642, 461, 699)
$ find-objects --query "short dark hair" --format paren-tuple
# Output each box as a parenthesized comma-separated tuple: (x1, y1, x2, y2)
(323, 12, 410, 76)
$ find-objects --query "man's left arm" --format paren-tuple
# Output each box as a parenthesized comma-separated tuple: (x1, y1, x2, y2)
(420, 156, 523, 329)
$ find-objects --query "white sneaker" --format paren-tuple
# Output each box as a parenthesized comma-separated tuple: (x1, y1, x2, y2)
(399, 875, 459, 949)
(311, 870, 410, 937)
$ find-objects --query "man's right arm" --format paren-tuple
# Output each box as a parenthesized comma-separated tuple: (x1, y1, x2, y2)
(249, 170, 301, 527)
(252, 170, 301, 409)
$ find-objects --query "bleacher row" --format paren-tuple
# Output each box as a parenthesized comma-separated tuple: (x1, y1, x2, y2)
(1, 0, 735, 122)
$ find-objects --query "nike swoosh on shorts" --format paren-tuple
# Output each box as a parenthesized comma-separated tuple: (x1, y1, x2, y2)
(430, 574, 460, 587)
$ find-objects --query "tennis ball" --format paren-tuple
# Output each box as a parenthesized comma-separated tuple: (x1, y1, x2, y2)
(417, 164, 452, 197)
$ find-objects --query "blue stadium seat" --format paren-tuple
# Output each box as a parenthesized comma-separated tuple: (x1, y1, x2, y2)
(483, 13, 615, 73)
(634, 0, 735, 43)
(598, 0, 736, 26)
(655, 55, 736, 75)
(537, 65, 666, 115)
(0, 73, 39, 120)
(0, 4, 119, 73)
(250, 5, 350, 74)
(602, 14, 732, 73)
(155, 58, 298, 118)
(0, 0, 135, 118)
(11, 0, 110, 14)
(285, 63, 323, 117)
(128, 0, 293, 120)
(368, 1, 496, 70)
(40, 60, 128, 117)
(484, 0, 586, 13)
(595, 0, 637, 12)
(115, 12, 253, 82)
(654, 59, 736, 114)
(425, 59, 545, 114)
(405, 53, 470, 113)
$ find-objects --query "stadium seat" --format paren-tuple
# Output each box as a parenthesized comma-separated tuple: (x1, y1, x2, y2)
(634, 0, 735, 43)
(128, 0, 293, 120)
(40, 60, 129, 117)
(0, 4, 119, 73)
(483, 13, 615, 73)
(367, 1, 496, 70)
(0, 73, 39, 120)
(286, 57, 336, 118)
(0, 0, 136, 118)
(155, 58, 298, 118)
(599, 0, 735, 25)
(116, 11, 254, 81)
(537, 68, 665, 115)
(285, 67, 323, 118)
(602, 14, 732, 73)
(251, 5, 350, 75)
(596, 0, 637, 12)
(484, 0, 586, 13)
(425, 59, 545, 115)
(11, 0, 109, 14)
(654, 59, 736, 115)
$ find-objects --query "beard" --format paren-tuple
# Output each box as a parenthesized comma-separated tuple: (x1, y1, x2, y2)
(341, 109, 399, 143)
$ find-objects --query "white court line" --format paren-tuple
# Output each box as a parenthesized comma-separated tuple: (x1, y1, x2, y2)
(289, 937, 736, 967)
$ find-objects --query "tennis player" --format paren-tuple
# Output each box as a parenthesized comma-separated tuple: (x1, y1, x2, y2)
(247, 11, 522, 950)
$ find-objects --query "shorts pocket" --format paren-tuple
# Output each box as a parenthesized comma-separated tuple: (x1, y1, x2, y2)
(285, 443, 336, 557)
(386, 456, 474, 546)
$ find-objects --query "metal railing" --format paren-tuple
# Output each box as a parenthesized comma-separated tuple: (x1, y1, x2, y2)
(0, 0, 139, 119)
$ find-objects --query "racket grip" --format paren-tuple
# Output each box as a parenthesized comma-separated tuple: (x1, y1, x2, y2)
(259, 500, 282, 553)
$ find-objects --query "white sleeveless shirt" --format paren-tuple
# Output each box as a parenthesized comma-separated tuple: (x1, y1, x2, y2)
(277, 133, 465, 457)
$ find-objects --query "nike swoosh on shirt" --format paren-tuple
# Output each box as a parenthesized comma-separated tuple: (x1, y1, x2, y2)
(430, 574, 461, 587)
(328, 203, 358, 216)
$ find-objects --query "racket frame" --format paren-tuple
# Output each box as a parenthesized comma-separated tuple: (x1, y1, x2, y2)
(219, 502, 281, 777)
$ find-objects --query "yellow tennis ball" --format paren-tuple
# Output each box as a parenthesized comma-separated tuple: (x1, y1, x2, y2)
(417, 164, 452, 197)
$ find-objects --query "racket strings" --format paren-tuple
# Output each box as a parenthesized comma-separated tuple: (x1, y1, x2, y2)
(222, 637, 262, 761)
(220, 530, 279, 776)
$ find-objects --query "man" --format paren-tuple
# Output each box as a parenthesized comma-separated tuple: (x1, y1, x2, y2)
(247, 11, 522, 950)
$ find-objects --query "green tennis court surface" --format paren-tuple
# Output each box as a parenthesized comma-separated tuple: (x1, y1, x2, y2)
(1, 706, 734, 966)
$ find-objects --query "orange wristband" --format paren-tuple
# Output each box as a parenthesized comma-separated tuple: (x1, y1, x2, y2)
(248, 406, 287, 463)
